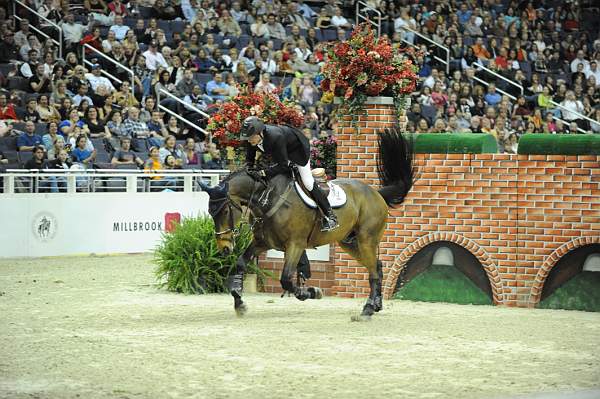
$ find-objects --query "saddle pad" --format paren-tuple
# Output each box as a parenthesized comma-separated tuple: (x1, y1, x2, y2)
(294, 181, 347, 209)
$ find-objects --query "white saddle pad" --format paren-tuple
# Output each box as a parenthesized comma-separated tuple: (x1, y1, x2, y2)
(294, 181, 347, 209)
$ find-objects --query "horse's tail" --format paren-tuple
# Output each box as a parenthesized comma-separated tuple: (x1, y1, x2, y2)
(376, 127, 417, 207)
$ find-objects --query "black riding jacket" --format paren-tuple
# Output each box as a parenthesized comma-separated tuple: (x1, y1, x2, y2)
(246, 124, 310, 177)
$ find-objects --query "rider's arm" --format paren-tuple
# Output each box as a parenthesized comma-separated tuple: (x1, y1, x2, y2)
(265, 133, 291, 178)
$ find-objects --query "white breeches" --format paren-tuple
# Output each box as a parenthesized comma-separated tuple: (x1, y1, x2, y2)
(296, 161, 314, 191)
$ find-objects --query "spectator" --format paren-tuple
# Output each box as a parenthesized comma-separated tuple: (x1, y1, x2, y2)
(182, 137, 201, 165)
(254, 73, 276, 94)
(147, 110, 168, 139)
(484, 84, 502, 107)
(159, 135, 185, 165)
(37, 95, 60, 123)
(42, 121, 60, 151)
(330, 7, 351, 29)
(20, 49, 40, 79)
(123, 107, 163, 148)
(201, 142, 223, 169)
(164, 116, 190, 139)
(218, 10, 242, 37)
(73, 83, 95, 107)
(0, 31, 19, 63)
(108, 0, 128, 16)
(22, 98, 41, 124)
(23, 145, 46, 170)
(143, 41, 169, 71)
(17, 121, 43, 152)
(266, 14, 286, 40)
(111, 137, 144, 167)
(87, 64, 116, 92)
(205, 73, 229, 102)
(71, 135, 96, 166)
(61, 14, 86, 54)
(110, 15, 130, 41)
(570, 50, 590, 74)
(85, 107, 110, 138)
(560, 91, 585, 127)
(298, 76, 318, 106)
(107, 110, 128, 140)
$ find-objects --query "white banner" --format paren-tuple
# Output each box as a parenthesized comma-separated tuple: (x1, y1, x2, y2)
(0, 193, 209, 257)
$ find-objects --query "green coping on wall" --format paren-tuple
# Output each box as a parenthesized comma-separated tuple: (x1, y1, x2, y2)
(407, 133, 498, 154)
(517, 133, 600, 155)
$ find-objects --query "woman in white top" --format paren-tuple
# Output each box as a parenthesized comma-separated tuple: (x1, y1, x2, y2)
(294, 39, 312, 61)
(560, 91, 585, 123)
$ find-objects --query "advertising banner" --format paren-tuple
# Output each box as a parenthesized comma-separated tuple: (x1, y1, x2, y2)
(0, 193, 208, 257)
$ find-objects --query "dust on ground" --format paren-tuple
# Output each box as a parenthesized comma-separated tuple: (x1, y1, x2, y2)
(1, 254, 599, 399)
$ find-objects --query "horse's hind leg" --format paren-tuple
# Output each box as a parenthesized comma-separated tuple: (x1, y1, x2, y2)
(341, 233, 384, 321)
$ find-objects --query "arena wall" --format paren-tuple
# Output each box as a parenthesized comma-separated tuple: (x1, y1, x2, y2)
(261, 101, 600, 308)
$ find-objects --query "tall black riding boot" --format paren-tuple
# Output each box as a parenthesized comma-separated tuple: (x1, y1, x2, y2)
(310, 185, 339, 232)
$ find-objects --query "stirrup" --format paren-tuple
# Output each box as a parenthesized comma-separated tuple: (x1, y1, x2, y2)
(320, 215, 339, 232)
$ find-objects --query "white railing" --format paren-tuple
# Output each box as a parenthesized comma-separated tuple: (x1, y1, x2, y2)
(156, 88, 211, 139)
(82, 44, 135, 96)
(13, 0, 63, 59)
(356, 1, 381, 37)
(1, 169, 230, 194)
(473, 62, 524, 96)
(399, 26, 450, 74)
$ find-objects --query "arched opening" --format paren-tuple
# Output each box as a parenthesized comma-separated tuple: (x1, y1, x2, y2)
(394, 241, 493, 305)
(538, 244, 600, 312)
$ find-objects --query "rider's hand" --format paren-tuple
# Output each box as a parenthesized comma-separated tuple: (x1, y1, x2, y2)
(248, 169, 266, 180)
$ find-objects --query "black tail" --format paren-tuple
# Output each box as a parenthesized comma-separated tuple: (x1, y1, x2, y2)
(377, 128, 417, 207)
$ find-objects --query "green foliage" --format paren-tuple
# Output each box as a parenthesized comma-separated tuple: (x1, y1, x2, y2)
(154, 216, 273, 294)
(538, 272, 600, 312)
(394, 264, 492, 305)
(408, 133, 498, 154)
(517, 134, 600, 155)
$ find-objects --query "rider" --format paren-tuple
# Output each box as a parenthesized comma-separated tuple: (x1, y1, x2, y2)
(239, 116, 339, 232)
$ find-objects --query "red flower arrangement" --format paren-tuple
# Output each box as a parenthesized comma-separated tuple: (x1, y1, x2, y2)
(320, 23, 420, 115)
(207, 88, 304, 146)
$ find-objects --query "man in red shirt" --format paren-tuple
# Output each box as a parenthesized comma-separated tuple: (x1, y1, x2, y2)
(108, 0, 128, 16)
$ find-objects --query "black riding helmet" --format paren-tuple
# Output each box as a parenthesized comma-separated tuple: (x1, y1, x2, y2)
(239, 116, 265, 140)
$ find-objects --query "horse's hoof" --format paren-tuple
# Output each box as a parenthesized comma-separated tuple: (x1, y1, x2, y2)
(309, 287, 323, 299)
(351, 314, 372, 322)
(235, 303, 248, 317)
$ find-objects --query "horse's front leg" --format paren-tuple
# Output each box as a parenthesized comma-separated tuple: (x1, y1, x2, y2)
(280, 248, 323, 301)
(230, 241, 264, 316)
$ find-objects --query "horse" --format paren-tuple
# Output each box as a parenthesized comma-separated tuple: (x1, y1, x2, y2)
(205, 128, 416, 321)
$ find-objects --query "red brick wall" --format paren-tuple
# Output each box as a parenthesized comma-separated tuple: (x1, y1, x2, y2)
(259, 101, 600, 308)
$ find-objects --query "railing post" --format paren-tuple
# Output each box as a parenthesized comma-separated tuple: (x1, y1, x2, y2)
(126, 175, 137, 193)
(67, 174, 76, 193)
(183, 175, 193, 193)
(4, 174, 15, 194)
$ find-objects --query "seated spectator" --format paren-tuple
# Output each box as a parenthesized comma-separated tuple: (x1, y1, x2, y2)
(415, 118, 429, 134)
(73, 83, 94, 107)
(20, 49, 39, 79)
(472, 37, 491, 61)
(87, 64, 116, 93)
(85, 107, 110, 138)
(183, 85, 210, 115)
(298, 76, 318, 106)
(71, 134, 96, 166)
(0, 94, 18, 121)
(123, 107, 163, 148)
(23, 98, 42, 124)
(29, 64, 53, 94)
(113, 81, 139, 110)
(159, 135, 185, 166)
(108, 0, 128, 16)
(484, 84, 502, 107)
(44, 148, 72, 192)
(331, 7, 351, 29)
(206, 73, 230, 102)
(218, 9, 242, 37)
(42, 121, 60, 152)
(61, 14, 86, 54)
(23, 145, 46, 169)
(106, 110, 128, 139)
(143, 41, 169, 72)
(560, 91, 585, 127)
(254, 73, 277, 94)
(266, 13, 286, 40)
(147, 111, 168, 138)
(37, 95, 60, 123)
(183, 137, 201, 165)
(109, 15, 130, 41)
(111, 137, 144, 167)
(201, 142, 223, 169)
(17, 121, 43, 152)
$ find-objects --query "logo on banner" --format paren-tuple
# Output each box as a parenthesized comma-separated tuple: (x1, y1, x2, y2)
(32, 212, 58, 242)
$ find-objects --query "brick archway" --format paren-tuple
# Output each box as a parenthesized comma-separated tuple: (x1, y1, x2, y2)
(382, 232, 504, 304)
(528, 236, 600, 306)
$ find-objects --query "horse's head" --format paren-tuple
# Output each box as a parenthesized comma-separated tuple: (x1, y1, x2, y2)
(205, 170, 258, 255)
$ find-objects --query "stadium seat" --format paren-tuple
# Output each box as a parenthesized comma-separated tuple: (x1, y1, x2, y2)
(157, 19, 170, 32)
(7, 77, 29, 91)
(421, 105, 438, 125)
(34, 123, 48, 136)
(322, 29, 337, 42)
(132, 138, 148, 153)
(18, 151, 33, 165)
(0, 63, 15, 76)
(0, 136, 18, 151)
(170, 20, 186, 34)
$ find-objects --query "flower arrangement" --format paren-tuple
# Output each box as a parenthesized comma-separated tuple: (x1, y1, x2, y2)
(320, 23, 420, 117)
(206, 88, 304, 146)
(310, 135, 337, 179)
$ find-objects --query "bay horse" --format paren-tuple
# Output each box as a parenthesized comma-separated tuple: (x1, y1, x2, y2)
(206, 128, 416, 321)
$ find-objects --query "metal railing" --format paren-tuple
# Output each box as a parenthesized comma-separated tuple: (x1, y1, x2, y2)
(2, 169, 230, 194)
(82, 44, 135, 96)
(473, 62, 524, 96)
(156, 88, 211, 139)
(356, 1, 381, 38)
(399, 26, 450, 74)
(13, 0, 63, 59)
(550, 100, 597, 132)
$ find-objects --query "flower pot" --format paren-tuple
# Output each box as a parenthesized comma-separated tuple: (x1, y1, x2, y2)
(243, 273, 258, 293)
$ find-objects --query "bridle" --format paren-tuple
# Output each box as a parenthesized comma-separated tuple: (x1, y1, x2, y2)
(210, 177, 264, 238)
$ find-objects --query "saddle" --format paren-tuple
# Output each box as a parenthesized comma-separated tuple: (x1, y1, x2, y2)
(293, 168, 347, 209)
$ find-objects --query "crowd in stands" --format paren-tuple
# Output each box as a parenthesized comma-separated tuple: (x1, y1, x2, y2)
(0, 0, 598, 175)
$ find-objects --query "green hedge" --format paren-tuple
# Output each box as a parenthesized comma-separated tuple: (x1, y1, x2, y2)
(517, 134, 600, 155)
(408, 133, 498, 154)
